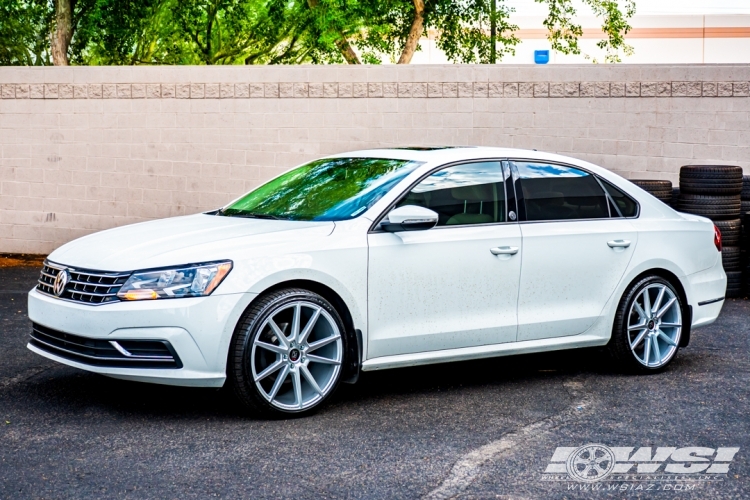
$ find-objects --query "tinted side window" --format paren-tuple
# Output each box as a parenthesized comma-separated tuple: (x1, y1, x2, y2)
(599, 178, 638, 217)
(513, 162, 609, 221)
(397, 162, 506, 227)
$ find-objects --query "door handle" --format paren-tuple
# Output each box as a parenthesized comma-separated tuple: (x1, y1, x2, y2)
(607, 239, 631, 248)
(490, 246, 519, 255)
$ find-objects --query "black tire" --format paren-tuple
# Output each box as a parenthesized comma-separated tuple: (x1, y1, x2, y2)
(607, 275, 686, 374)
(727, 271, 743, 298)
(680, 165, 744, 180)
(742, 175, 750, 200)
(722, 246, 741, 271)
(742, 200, 750, 214)
(671, 187, 680, 208)
(630, 179, 672, 191)
(715, 219, 742, 246)
(679, 180, 743, 195)
(677, 194, 741, 220)
(227, 288, 348, 418)
(630, 180, 672, 204)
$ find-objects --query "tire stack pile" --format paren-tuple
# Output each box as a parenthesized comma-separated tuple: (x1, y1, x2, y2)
(743, 176, 750, 295)
(630, 180, 674, 207)
(677, 166, 744, 298)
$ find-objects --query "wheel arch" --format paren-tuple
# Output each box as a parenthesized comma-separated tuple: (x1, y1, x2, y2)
(236, 278, 363, 384)
(622, 267, 692, 347)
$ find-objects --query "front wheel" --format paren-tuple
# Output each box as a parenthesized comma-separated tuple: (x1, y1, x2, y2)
(228, 288, 346, 417)
(608, 276, 685, 373)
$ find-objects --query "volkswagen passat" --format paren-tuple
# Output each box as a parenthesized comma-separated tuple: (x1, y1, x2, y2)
(28, 148, 727, 416)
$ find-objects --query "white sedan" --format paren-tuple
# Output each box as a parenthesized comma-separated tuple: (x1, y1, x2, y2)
(27, 147, 727, 416)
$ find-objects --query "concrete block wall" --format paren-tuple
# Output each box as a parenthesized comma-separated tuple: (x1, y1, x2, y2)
(1, 64, 749, 253)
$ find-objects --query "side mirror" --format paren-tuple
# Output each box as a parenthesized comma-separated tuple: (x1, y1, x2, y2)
(381, 205, 439, 232)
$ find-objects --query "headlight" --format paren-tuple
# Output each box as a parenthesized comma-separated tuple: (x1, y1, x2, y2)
(117, 261, 233, 301)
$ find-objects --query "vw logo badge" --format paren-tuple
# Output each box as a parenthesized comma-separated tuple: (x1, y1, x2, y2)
(53, 270, 70, 297)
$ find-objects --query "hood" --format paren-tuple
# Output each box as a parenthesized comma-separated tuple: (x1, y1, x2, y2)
(48, 214, 335, 272)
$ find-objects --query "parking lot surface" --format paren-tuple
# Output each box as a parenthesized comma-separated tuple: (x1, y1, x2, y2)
(1, 265, 749, 499)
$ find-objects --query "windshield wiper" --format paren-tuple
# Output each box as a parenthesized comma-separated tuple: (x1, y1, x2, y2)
(223, 211, 281, 220)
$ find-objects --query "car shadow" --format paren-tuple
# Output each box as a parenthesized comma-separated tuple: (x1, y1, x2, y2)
(10, 346, 620, 421)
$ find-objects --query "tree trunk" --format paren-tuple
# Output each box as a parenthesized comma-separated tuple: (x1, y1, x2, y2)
(51, 0, 74, 66)
(335, 39, 361, 64)
(307, 0, 361, 64)
(397, 0, 425, 64)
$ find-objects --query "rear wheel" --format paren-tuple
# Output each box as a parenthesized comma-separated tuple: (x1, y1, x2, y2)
(228, 288, 346, 417)
(608, 276, 684, 373)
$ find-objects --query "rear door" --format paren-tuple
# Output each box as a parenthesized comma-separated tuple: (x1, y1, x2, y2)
(510, 160, 639, 342)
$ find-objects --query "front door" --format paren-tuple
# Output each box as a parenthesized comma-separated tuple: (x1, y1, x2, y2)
(367, 161, 522, 359)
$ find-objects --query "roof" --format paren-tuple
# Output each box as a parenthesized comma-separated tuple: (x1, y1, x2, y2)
(327, 146, 588, 167)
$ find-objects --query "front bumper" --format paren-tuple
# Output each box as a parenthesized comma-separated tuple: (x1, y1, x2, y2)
(27, 287, 257, 387)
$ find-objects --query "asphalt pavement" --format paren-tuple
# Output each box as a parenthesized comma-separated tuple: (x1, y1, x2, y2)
(1, 265, 749, 499)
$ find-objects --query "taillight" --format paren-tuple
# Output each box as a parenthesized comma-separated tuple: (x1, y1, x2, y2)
(714, 224, 722, 252)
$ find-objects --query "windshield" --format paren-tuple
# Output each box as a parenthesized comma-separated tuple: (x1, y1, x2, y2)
(219, 157, 422, 221)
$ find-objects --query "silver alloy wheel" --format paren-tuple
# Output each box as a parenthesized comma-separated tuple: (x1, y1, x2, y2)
(250, 300, 342, 411)
(627, 283, 682, 368)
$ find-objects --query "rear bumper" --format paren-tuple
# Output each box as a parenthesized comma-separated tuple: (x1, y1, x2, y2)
(27, 287, 257, 387)
(684, 256, 727, 329)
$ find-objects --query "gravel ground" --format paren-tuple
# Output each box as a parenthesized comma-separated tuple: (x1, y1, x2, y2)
(1, 266, 748, 499)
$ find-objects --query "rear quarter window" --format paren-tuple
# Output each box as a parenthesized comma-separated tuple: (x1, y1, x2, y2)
(598, 178, 639, 218)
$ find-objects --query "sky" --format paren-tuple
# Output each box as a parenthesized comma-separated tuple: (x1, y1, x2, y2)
(506, 0, 750, 16)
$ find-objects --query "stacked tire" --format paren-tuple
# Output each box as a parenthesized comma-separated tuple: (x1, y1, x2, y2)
(677, 165, 744, 298)
(743, 177, 750, 294)
(630, 180, 673, 206)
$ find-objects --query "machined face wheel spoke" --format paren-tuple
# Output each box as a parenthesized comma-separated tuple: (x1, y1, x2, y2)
(656, 297, 676, 319)
(291, 368, 303, 408)
(268, 318, 290, 349)
(658, 330, 678, 346)
(251, 299, 343, 412)
(628, 321, 647, 331)
(642, 289, 652, 317)
(627, 283, 681, 368)
(254, 340, 287, 355)
(306, 353, 341, 365)
(254, 358, 285, 382)
(651, 335, 662, 362)
(651, 286, 666, 315)
(643, 336, 652, 365)
(300, 365, 323, 395)
(297, 307, 321, 345)
(291, 304, 302, 342)
(307, 334, 341, 352)
(633, 301, 648, 322)
(268, 364, 290, 401)
(630, 329, 648, 350)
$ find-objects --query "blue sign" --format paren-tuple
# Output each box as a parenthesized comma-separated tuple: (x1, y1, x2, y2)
(534, 50, 550, 64)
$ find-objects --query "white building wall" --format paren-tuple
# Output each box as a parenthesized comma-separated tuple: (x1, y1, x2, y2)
(413, 15, 750, 65)
(1, 64, 749, 253)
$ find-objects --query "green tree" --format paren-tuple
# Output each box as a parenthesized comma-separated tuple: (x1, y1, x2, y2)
(0, 0, 637, 65)
(536, 0, 636, 63)
(0, 0, 52, 65)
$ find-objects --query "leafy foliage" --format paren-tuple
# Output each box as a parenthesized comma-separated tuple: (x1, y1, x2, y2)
(431, 0, 519, 64)
(0, 0, 636, 65)
(0, 0, 53, 65)
(535, 0, 636, 63)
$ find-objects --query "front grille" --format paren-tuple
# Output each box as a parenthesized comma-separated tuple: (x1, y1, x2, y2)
(29, 323, 182, 369)
(37, 261, 130, 305)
